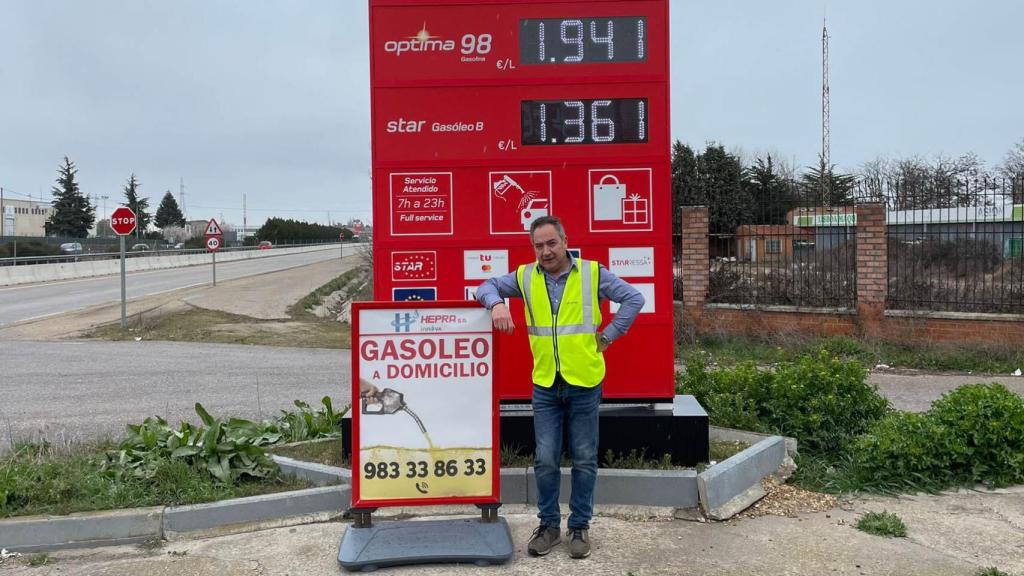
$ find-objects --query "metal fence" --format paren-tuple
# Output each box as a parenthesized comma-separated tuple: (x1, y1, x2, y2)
(675, 179, 858, 308)
(882, 178, 1024, 314)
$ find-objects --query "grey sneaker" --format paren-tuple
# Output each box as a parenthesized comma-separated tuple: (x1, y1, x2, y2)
(567, 528, 590, 559)
(527, 525, 561, 556)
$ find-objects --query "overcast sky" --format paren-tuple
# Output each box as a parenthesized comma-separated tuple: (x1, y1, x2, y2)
(2, 1, 1021, 228)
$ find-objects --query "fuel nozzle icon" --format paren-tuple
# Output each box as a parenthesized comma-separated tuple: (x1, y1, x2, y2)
(361, 388, 427, 434)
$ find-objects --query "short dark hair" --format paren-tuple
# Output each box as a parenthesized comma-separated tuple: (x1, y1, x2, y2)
(529, 215, 566, 241)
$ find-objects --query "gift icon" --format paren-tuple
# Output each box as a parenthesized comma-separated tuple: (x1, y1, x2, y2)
(622, 193, 649, 225)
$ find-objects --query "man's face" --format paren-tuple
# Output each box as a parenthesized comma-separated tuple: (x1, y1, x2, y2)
(532, 223, 569, 274)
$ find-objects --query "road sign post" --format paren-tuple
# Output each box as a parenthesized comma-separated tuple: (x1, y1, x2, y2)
(205, 219, 223, 287)
(110, 206, 138, 328)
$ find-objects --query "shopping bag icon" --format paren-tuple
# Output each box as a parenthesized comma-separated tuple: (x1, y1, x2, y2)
(593, 175, 626, 221)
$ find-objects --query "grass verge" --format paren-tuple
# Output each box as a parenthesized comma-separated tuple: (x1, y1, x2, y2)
(84, 306, 351, 349)
(287, 267, 367, 320)
(681, 334, 1024, 374)
(0, 442, 310, 519)
(270, 439, 747, 470)
(855, 511, 907, 537)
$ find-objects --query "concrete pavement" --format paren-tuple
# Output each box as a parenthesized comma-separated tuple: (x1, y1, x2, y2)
(869, 370, 1024, 412)
(3, 488, 1023, 575)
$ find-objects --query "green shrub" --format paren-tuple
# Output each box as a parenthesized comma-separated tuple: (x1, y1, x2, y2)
(678, 352, 889, 453)
(847, 411, 956, 492)
(927, 384, 1024, 487)
(676, 362, 765, 433)
(855, 510, 907, 537)
(759, 353, 887, 453)
(848, 384, 1024, 492)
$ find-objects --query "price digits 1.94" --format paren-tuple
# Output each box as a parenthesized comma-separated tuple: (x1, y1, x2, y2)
(520, 17, 647, 64)
(363, 459, 488, 480)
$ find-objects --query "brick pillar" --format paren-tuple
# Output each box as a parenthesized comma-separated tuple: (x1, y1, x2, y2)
(855, 203, 887, 337)
(680, 207, 710, 332)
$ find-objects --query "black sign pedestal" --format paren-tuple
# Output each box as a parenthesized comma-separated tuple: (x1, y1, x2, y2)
(338, 516, 513, 572)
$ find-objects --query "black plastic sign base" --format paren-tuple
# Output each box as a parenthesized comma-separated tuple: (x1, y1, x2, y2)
(338, 517, 514, 572)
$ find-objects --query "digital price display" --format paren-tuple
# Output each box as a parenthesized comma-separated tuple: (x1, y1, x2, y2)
(519, 17, 647, 64)
(370, 0, 675, 403)
(521, 98, 648, 145)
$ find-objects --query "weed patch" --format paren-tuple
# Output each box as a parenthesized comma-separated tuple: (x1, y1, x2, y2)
(855, 511, 907, 537)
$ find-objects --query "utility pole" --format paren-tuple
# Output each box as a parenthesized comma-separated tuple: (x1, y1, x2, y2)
(822, 18, 831, 204)
(1, 187, 5, 237)
(243, 193, 247, 241)
(179, 177, 186, 220)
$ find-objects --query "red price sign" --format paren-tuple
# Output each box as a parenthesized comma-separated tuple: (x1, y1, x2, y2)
(370, 0, 674, 402)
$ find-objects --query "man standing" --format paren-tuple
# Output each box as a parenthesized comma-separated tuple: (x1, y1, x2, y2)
(476, 215, 644, 559)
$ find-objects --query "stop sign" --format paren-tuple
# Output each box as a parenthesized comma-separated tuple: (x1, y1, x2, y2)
(111, 207, 137, 236)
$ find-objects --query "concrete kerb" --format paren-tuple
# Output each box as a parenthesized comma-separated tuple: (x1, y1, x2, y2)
(698, 435, 787, 521)
(710, 425, 798, 457)
(0, 507, 163, 553)
(0, 433, 788, 552)
(162, 485, 350, 540)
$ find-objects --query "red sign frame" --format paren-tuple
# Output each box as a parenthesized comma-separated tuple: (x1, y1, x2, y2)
(110, 206, 137, 236)
(370, 0, 674, 402)
(350, 300, 501, 509)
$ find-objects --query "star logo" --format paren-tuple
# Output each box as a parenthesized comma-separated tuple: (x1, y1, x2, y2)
(411, 22, 437, 43)
(392, 251, 437, 281)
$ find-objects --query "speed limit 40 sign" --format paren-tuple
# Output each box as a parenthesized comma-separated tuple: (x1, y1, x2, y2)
(206, 236, 221, 252)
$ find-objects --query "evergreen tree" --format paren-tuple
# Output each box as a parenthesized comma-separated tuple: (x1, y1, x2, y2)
(44, 157, 95, 238)
(154, 190, 186, 229)
(670, 141, 697, 234)
(697, 144, 751, 233)
(121, 174, 151, 239)
(743, 155, 796, 225)
(800, 155, 857, 207)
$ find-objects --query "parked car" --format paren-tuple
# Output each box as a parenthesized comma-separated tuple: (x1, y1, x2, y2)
(59, 242, 83, 254)
(173, 242, 185, 249)
(130, 243, 150, 252)
(258, 241, 273, 250)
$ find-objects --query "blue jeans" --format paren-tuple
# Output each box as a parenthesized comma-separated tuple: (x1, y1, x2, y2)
(532, 375, 602, 530)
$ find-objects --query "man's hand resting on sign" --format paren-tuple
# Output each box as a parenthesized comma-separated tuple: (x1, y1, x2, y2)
(360, 378, 382, 405)
(490, 302, 515, 334)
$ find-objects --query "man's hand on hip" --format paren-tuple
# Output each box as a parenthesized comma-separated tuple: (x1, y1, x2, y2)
(490, 302, 514, 334)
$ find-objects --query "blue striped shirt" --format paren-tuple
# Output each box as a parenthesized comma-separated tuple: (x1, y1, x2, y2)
(475, 254, 644, 342)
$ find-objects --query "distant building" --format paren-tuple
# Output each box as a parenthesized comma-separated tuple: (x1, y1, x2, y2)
(0, 199, 54, 237)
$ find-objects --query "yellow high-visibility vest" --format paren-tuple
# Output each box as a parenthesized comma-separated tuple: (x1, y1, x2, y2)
(516, 259, 604, 387)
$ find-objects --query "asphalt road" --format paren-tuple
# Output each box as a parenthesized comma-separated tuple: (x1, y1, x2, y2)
(0, 247, 344, 328)
(0, 340, 350, 448)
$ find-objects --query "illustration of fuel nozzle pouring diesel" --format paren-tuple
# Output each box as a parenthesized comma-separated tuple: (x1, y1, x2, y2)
(360, 378, 433, 446)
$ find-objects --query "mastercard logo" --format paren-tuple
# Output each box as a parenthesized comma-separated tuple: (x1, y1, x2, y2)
(481, 264, 492, 272)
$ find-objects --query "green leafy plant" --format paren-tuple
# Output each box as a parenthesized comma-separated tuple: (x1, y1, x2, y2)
(975, 568, 1009, 576)
(276, 397, 347, 443)
(856, 511, 907, 537)
(105, 403, 278, 483)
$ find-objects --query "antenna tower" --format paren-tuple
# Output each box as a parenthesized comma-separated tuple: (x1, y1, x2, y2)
(822, 19, 831, 203)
